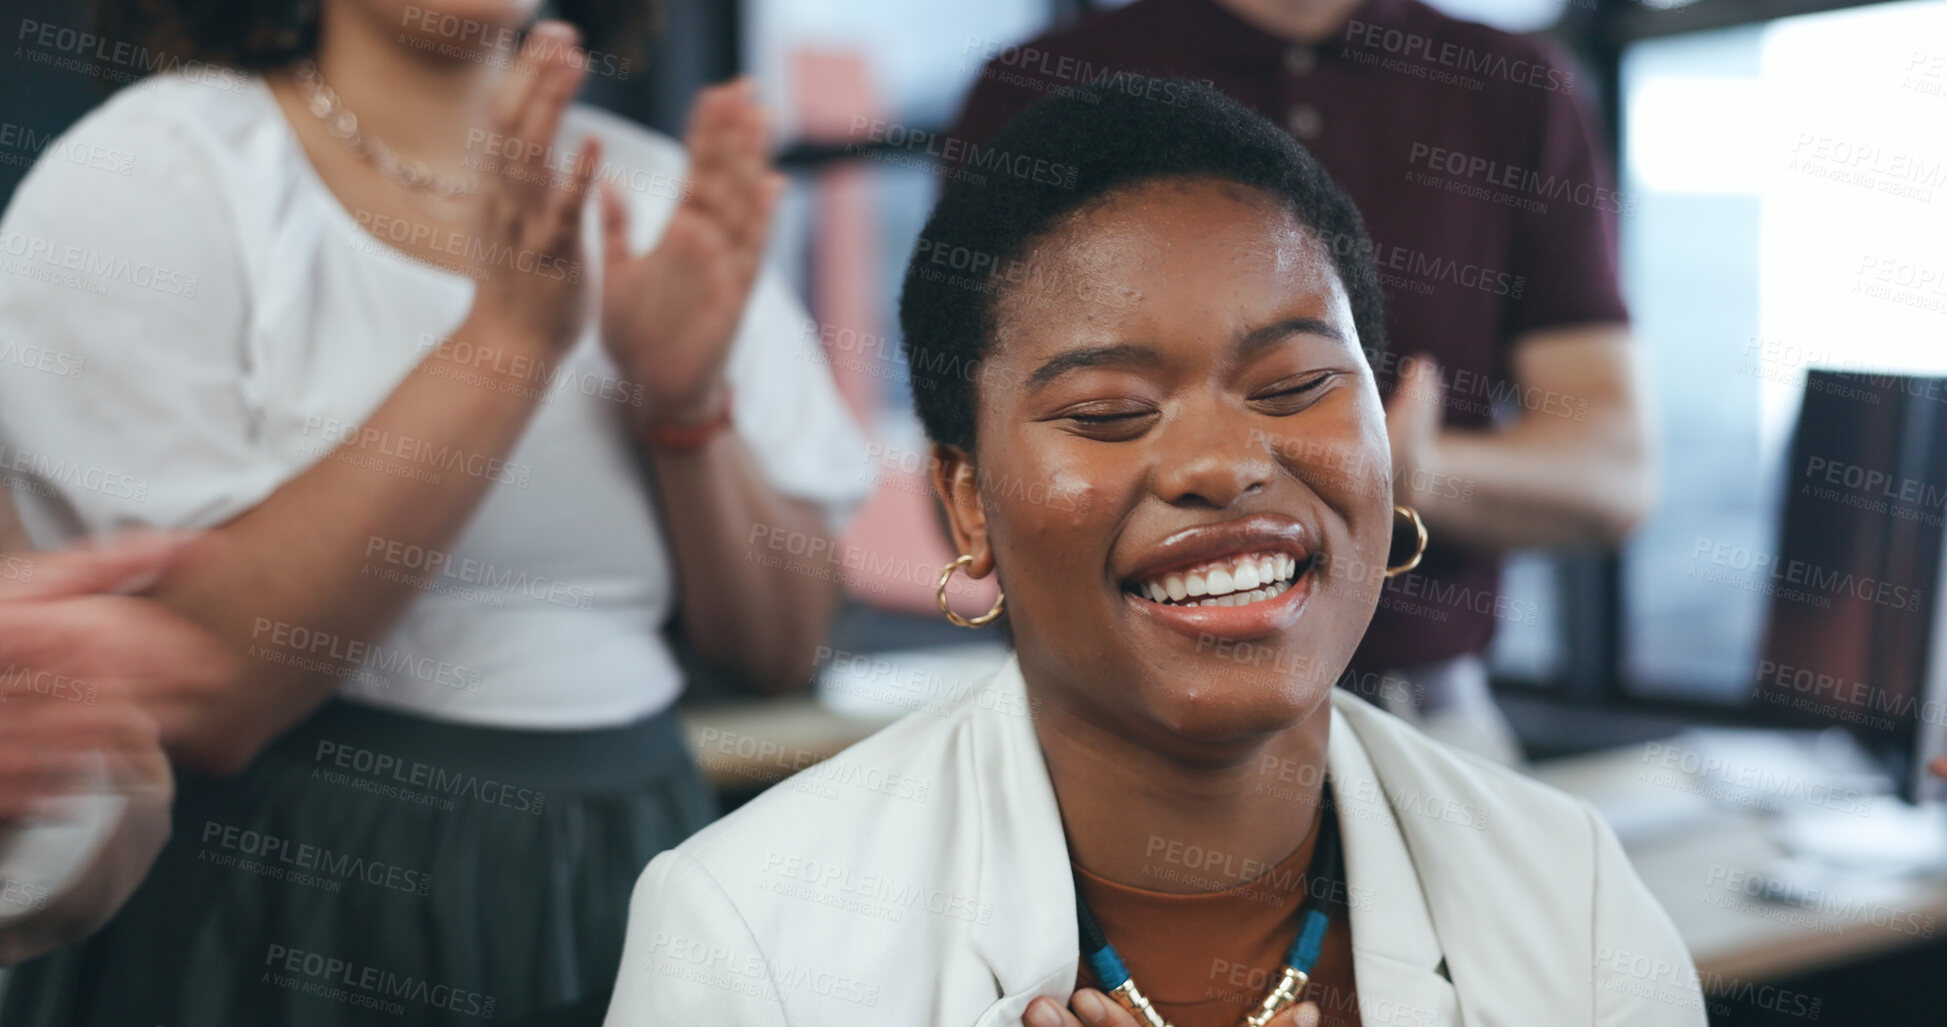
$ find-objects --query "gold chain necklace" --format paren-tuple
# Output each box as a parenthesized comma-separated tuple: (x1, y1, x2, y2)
(292, 59, 479, 201)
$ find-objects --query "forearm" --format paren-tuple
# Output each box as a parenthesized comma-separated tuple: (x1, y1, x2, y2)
(647, 433, 839, 693)
(148, 312, 551, 771)
(1407, 407, 1653, 552)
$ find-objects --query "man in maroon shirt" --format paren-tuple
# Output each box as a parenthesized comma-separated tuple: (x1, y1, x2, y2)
(948, 0, 1652, 764)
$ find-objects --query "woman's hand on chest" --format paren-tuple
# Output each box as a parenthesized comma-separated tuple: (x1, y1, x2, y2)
(1024, 989, 1322, 1027)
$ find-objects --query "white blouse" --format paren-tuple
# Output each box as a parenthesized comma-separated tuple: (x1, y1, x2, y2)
(0, 74, 870, 729)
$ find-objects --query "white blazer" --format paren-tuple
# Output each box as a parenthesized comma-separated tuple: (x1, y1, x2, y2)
(606, 656, 1707, 1026)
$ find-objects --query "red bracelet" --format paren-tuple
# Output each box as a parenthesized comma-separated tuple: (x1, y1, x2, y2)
(638, 387, 734, 453)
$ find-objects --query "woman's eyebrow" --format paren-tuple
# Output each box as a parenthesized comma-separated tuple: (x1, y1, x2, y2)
(1025, 343, 1163, 391)
(1239, 317, 1348, 355)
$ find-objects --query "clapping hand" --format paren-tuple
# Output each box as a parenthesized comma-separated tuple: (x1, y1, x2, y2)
(1384, 354, 1445, 503)
(599, 78, 786, 428)
(468, 20, 603, 355)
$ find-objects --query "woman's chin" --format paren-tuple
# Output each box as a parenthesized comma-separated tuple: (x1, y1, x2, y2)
(1137, 677, 1331, 747)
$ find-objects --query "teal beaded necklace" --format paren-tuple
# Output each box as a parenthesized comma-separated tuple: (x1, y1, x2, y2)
(1074, 790, 1344, 1027)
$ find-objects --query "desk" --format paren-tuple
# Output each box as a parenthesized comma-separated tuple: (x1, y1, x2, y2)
(1625, 817, 1947, 982)
(1533, 745, 1947, 988)
(682, 699, 897, 793)
(683, 642, 1009, 794)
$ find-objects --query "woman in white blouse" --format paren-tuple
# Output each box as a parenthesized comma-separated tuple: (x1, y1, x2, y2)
(0, 2, 866, 1023)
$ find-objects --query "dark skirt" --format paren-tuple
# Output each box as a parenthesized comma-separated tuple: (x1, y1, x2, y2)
(0, 698, 716, 1027)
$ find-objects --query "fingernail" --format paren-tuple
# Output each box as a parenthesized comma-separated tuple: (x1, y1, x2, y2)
(1294, 1002, 1322, 1027)
(1072, 990, 1106, 1021)
(1024, 999, 1063, 1027)
(533, 20, 579, 44)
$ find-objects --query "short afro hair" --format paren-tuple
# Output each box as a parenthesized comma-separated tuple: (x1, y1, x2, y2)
(898, 77, 1386, 454)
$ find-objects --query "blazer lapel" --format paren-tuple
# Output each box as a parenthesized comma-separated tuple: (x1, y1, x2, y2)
(1329, 698, 1464, 1027)
(961, 666, 1462, 1026)
(969, 656, 1082, 1004)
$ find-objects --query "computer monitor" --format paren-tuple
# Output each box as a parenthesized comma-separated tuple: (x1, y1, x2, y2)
(1918, 518, 1947, 805)
(1752, 370, 1947, 803)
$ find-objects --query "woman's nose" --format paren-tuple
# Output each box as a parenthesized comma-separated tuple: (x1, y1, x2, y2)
(1150, 409, 1277, 509)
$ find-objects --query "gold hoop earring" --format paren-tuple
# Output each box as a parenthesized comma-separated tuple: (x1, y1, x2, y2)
(937, 554, 1005, 628)
(1385, 505, 1429, 578)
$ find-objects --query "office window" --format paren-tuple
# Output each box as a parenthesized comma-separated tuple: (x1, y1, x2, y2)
(745, 0, 1053, 426)
(742, 1, 1054, 614)
(1489, 551, 1566, 682)
(1619, 2, 1947, 702)
(746, 0, 1047, 140)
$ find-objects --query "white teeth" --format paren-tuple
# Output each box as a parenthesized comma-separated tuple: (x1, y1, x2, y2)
(1134, 550, 1309, 606)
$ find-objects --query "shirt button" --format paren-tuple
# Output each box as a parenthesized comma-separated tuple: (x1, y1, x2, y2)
(1286, 104, 1323, 140)
(1285, 46, 1317, 76)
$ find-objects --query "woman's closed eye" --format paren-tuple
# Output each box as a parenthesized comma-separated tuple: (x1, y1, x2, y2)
(1050, 373, 1338, 440)
(1250, 372, 1337, 415)
(1052, 400, 1161, 441)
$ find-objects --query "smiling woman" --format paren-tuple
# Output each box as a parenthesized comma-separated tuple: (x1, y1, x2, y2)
(607, 79, 1704, 1027)
(921, 166, 1394, 757)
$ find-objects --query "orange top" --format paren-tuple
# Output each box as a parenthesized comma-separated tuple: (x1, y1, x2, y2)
(1074, 811, 1361, 1027)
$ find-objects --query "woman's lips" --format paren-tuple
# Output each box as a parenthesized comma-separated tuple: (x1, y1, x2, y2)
(1124, 556, 1317, 642)
(1117, 514, 1320, 642)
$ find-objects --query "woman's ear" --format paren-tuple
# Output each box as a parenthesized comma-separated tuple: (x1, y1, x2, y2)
(930, 443, 995, 578)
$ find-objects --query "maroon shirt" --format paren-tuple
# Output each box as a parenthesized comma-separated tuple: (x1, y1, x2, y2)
(948, 0, 1630, 672)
